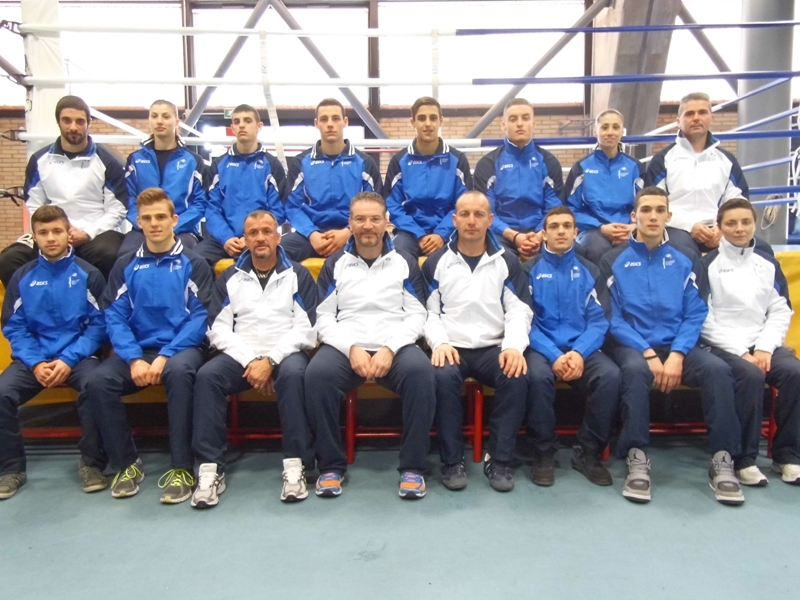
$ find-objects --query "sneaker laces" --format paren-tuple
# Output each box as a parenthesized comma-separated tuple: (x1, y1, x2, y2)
(443, 462, 465, 477)
(401, 472, 423, 485)
(490, 461, 512, 479)
(284, 465, 304, 485)
(197, 469, 218, 491)
(711, 453, 735, 476)
(158, 468, 195, 489)
(0, 473, 24, 486)
(627, 453, 651, 475)
(111, 462, 143, 487)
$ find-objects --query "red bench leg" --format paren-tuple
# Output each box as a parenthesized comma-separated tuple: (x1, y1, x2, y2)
(768, 386, 778, 459)
(345, 390, 357, 464)
(471, 382, 484, 463)
(229, 393, 241, 447)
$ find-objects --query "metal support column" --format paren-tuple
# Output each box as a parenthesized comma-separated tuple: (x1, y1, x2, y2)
(467, 0, 611, 138)
(184, 0, 271, 128)
(181, 0, 197, 111)
(739, 0, 794, 244)
(0, 54, 25, 86)
(583, 0, 593, 114)
(678, 3, 736, 93)
(267, 0, 386, 138)
(367, 0, 380, 117)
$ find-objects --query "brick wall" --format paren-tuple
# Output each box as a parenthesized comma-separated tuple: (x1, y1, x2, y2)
(0, 104, 742, 247)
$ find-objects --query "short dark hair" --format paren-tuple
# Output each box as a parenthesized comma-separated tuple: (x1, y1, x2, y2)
(150, 99, 178, 118)
(232, 104, 261, 121)
(243, 209, 278, 229)
(679, 92, 712, 116)
(634, 186, 669, 210)
(543, 205, 576, 229)
(349, 191, 386, 212)
(411, 97, 442, 119)
(137, 188, 175, 216)
(717, 198, 756, 225)
(503, 98, 533, 118)
(316, 98, 346, 119)
(55, 95, 91, 123)
(30, 205, 70, 230)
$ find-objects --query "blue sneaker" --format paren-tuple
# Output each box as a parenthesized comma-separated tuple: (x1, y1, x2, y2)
(398, 472, 426, 499)
(315, 471, 344, 497)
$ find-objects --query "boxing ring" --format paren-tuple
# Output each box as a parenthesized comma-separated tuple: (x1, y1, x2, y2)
(2, 2, 800, 454)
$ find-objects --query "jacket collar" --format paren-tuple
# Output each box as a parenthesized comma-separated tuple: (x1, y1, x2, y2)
(502, 137, 536, 157)
(675, 131, 719, 154)
(51, 136, 97, 159)
(408, 138, 447, 157)
(592, 145, 623, 165)
(136, 237, 184, 259)
(310, 139, 355, 160)
(627, 229, 670, 257)
(228, 143, 266, 158)
(446, 229, 504, 258)
(142, 136, 185, 151)
(235, 245, 293, 276)
(541, 242, 576, 266)
(36, 246, 75, 273)
(719, 235, 755, 262)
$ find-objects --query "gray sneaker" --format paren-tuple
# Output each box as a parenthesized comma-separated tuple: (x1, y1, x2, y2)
(0, 473, 27, 500)
(191, 463, 226, 509)
(281, 458, 308, 502)
(623, 448, 651, 503)
(110, 460, 144, 498)
(709, 451, 745, 505)
(78, 460, 108, 493)
(483, 453, 514, 492)
(441, 462, 467, 490)
(158, 468, 195, 504)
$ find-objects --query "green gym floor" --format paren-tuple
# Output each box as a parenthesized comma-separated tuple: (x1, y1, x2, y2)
(1, 437, 796, 600)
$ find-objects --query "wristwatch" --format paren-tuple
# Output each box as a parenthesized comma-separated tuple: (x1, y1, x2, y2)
(268, 357, 278, 368)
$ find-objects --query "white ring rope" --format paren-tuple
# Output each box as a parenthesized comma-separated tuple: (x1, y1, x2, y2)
(259, 29, 287, 171)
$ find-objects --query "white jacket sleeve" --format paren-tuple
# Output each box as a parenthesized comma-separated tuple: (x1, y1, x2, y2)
(383, 260, 426, 353)
(422, 258, 451, 350)
(755, 289, 793, 354)
(268, 268, 318, 364)
(316, 258, 357, 358)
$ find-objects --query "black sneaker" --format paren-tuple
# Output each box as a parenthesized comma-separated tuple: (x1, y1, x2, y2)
(483, 453, 514, 492)
(531, 450, 555, 487)
(571, 444, 612, 486)
(441, 462, 467, 490)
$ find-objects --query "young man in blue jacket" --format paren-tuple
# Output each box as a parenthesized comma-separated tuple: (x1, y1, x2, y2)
(473, 98, 564, 258)
(424, 191, 533, 492)
(600, 186, 743, 505)
(0, 206, 108, 499)
(192, 209, 318, 508)
(282, 98, 382, 262)
(524, 206, 620, 487)
(86, 188, 214, 503)
(119, 99, 207, 255)
(565, 109, 643, 264)
(195, 104, 286, 266)
(384, 97, 472, 259)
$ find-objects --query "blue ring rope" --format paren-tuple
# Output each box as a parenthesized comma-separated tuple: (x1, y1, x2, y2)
(455, 21, 800, 36)
(473, 70, 800, 86)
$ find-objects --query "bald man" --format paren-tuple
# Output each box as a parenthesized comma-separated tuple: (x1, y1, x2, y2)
(422, 191, 533, 492)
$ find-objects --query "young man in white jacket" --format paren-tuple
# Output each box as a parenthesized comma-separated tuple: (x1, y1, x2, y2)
(423, 191, 533, 492)
(191, 210, 318, 508)
(699, 198, 800, 486)
(304, 192, 435, 499)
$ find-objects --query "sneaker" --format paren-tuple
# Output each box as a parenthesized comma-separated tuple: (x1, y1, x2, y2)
(399, 472, 426, 499)
(110, 460, 144, 498)
(483, 453, 514, 492)
(78, 460, 108, 493)
(315, 471, 344, 497)
(158, 468, 195, 504)
(281, 458, 308, 502)
(571, 444, 612, 486)
(623, 448, 651, 503)
(191, 463, 226, 509)
(771, 462, 800, 485)
(530, 449, 555, 487)
(441, 462, 467, 490)
(709, 451, 745, 505)
(735, 465, 769, 487)
(0, 473, 27, 500)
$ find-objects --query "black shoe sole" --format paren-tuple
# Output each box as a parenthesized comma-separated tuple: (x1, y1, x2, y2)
(530, 470, 555, 487)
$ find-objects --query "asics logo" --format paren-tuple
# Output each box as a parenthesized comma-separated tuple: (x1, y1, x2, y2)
(30, 280, 48, 287)
(624, 261, 641, 268)
(536, 273, 553, 279)
(499, 164, 514, 171)
(134, 264, 151, 271)
(585, 169, 599, 174)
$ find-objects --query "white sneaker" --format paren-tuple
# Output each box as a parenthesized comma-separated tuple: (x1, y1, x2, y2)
(281, 458, 308, 502)
(771, 462, 800, 484)
(709, 451, 744, 505)
(191, 463, 226, 509)
(735, 465, 769, 487)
